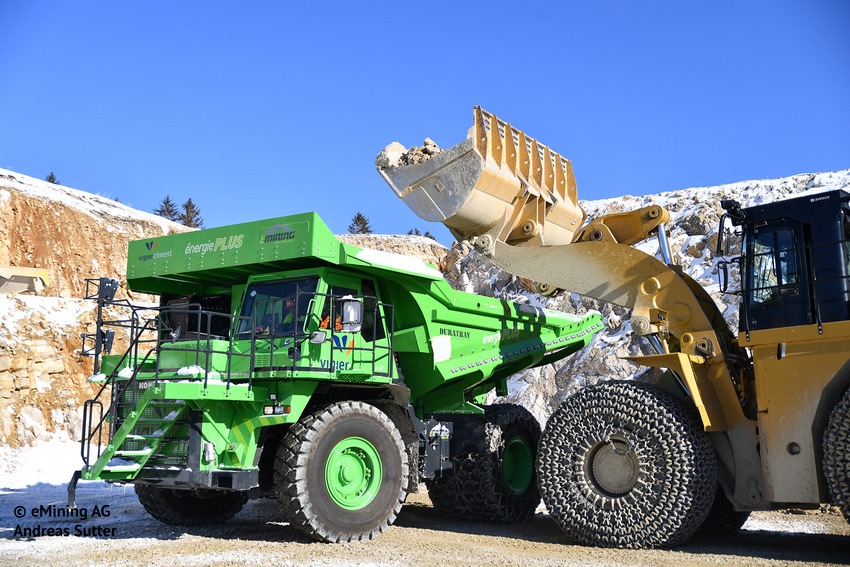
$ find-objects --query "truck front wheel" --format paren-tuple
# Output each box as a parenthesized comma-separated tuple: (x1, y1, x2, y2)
(134, 485, 248, 525)
(274, 401, 408, 542)
(537, 381, 717, 548)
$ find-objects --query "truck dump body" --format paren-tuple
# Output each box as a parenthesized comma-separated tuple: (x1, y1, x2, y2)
(122, 212, 602, 407)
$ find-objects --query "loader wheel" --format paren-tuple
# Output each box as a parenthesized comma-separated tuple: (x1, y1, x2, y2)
(698, 486, 750, 534)
(274, 401, 408, 542)
(537, 381, 717, 548)
(824, 388, 850, 523)
(134, 485, 248, 525)
(426, 404, 541, 523)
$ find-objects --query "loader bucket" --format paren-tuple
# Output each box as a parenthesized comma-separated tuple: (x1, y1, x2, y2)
(377, 106, 586, 246)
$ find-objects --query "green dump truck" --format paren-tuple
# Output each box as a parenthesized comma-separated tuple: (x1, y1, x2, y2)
(69, 211, 602, 542)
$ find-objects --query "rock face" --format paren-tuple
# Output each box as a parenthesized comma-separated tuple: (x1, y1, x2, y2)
(0, 294, 98, 445)
(1, 166, 849, 446)
(0, 169, 190, 299)
(0, 169, 190, 447)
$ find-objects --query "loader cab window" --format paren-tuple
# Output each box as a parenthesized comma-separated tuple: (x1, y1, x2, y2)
(745, 223, 810, 330)
(238, 277, 318, 336)
(749, 227, 799, 305)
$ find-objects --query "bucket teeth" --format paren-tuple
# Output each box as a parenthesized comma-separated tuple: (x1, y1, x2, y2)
(473, 106, 578, 206)
(378, 106, 585, 247)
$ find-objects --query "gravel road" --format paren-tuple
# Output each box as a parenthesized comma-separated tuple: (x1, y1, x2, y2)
(2, 480, 848, 566)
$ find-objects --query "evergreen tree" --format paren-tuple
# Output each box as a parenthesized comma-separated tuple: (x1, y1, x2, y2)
(408, 227, 436, 240)
(153, 195, 180, 222)
(348, 212, 373, 234)
(45, 172, 59, 184)
(179, 198, 204, 228)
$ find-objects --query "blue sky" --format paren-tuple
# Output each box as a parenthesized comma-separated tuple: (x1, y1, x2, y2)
(1, 1, 848, 245)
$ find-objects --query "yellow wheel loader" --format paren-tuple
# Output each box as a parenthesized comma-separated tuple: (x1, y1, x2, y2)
(377, 107, 850, 548)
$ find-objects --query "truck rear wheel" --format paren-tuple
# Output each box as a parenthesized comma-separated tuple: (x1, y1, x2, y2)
(537, 381, 717, 548)
(426, 403, 541, 523)
(134, 485, 248, 525)
(824, 388, 850, 523)
(274, 401, 408, 542)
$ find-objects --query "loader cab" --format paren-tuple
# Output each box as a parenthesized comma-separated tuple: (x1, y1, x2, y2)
(722, 190, 850, 333)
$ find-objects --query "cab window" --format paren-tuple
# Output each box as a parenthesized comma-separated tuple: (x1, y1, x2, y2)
(750, 227, 798, 305)
(238, 277, 317, 335)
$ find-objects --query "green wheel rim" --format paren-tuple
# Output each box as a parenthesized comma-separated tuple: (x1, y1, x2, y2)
(502, 435, 533, 495)
(325, 436, 383, 510)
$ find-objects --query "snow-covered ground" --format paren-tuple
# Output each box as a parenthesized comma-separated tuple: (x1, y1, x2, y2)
(0, 440, 140, 544)
(0, 440, 847, 567)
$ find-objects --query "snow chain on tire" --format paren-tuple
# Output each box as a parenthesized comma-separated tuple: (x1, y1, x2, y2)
(823, 387, 850, 524)
(274, 401, 408, 543)
(426, 403, 541, 523)
(135, 485, 248, 526)
(537, 381, 717, 548)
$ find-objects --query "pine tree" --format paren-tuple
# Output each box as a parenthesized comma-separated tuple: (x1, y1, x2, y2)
(408, 227, 436, 240)
(179, 198, 204, 229)
(348, 212, 373, 234)
(153, 195, 180, 222)
(45, 172, 59, 184)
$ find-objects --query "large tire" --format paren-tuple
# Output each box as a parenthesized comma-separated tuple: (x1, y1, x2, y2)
(426, 404, 541, 523)
(824, 388, 850, 523)
(274, 401, 408, 542)
(698, 486, 751, 534)
(537, 381, 717, 548)
(134, 485, 248, 525)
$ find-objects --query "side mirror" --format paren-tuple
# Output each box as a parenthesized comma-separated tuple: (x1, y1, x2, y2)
(99, 277, 119, 303)
(340, 296, 363, 332)
(718, 260, 730, 293)
(309, 330, 327, 344)
(717, 214, 728, 255)
(102, 329, 115, 354)
(717, 257, 741, 294)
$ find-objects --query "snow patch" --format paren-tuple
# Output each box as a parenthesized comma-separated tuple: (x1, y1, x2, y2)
(354, 248, 443, 279)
